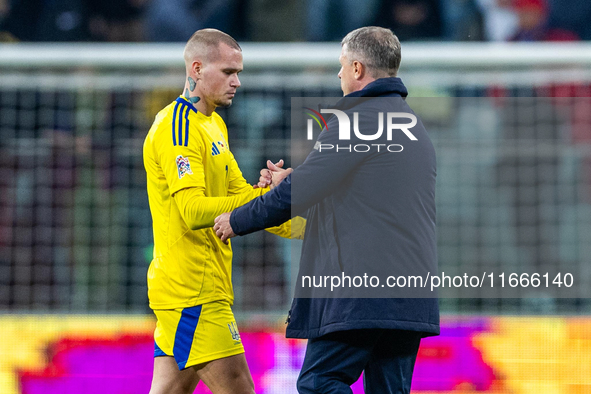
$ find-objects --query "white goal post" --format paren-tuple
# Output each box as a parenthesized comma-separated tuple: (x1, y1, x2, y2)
(2, 42, 591, 69)
(2, 42, 591, 91)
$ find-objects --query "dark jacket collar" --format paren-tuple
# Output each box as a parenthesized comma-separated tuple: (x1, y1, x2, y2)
(330, 77, 408, 112)
(346, 77, 408, 98)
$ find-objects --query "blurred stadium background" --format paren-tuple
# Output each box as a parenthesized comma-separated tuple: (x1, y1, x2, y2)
(2, 0, 591, 393)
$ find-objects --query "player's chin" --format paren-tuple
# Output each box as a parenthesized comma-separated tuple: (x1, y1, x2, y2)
(217, 98, 234, 108)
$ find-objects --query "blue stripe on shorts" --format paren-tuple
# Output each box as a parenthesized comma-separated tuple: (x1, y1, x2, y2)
(154, 341, 168, 357)
(173, 304, 203, 369)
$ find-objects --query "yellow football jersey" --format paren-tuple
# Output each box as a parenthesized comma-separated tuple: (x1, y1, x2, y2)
(143, 96, 288, 309)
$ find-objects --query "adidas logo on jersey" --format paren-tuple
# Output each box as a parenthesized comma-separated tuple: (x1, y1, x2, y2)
(211, 141, 227, 156)
(211, 142, 220, 156)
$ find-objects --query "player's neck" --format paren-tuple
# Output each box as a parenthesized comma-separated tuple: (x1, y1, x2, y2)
(181, 86, 215, 116)
(195, 98, 216, 117)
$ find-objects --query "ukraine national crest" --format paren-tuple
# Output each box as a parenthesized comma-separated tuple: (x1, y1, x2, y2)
(176, 155, 193, 179)
(228, 321, 241, 341)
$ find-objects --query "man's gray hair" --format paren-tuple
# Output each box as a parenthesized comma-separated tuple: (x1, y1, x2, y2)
(341, 27, 401, 77)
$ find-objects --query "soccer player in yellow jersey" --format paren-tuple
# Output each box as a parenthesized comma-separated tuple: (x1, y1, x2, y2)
(143, 29, 288, 394)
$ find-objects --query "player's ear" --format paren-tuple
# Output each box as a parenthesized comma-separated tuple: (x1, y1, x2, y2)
(191, 60, 202, 79)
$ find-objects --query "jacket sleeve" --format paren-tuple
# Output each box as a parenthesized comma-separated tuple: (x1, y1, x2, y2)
(230, 174, 293, 236)
(223, 147, 294, 237)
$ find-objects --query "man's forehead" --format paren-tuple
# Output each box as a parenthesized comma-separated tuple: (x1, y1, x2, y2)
(216, 42, 240, 55)
(338, 51, 348, 65)
(214, 43, 242, 61)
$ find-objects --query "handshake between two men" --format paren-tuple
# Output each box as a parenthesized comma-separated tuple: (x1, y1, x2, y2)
(213, 159, 292, 244)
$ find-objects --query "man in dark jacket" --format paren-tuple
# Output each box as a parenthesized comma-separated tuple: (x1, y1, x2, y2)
(214, 26, 439, 393)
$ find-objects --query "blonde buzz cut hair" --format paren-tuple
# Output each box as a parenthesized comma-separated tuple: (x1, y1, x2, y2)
(183, 29, 242, 64)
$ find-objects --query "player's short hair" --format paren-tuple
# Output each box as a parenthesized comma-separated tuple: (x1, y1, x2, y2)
(183, 29, 241, 63)
(341, 27, 401, 78)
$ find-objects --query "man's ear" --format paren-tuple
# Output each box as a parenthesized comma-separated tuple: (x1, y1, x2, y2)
(353, 60, 365, 80)
(192, 60, 202, 79)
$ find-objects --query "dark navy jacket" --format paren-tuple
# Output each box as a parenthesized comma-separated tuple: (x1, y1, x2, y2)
(231, 77, 439, 339)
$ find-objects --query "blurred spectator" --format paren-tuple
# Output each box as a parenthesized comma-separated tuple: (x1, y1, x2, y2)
(0, 0, 14, 40)
(0, 0, 7, 18)
(248, 0, 304, 41)
(547, 0, 591, 41)
(87, 0, 146, 42)
(306, 0, 380, 41)
(0, 0, 91, 41)
(510, 0, 578, 41)
(144, 0, 237, 42)
(475, 0, 519, 41)
(441, 0, 483, 41)
(375, 0, 443, 41)
(0, 0, 145, 41)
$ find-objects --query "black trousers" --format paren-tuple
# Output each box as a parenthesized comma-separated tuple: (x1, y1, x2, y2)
(297, 329, 422, 394)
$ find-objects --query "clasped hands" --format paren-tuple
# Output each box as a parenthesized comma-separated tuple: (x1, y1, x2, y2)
(213, 159, 292, 244)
